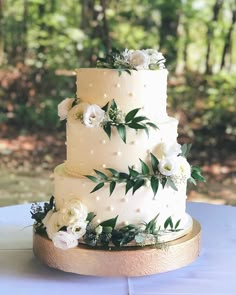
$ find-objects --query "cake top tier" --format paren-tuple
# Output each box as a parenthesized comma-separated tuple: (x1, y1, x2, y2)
(76, 68, 168, 123)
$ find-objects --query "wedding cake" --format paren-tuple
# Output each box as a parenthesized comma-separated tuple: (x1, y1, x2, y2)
(32, 49, 204, 276)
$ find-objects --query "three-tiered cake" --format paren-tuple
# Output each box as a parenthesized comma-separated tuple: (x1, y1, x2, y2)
(32, 49, 204, 276)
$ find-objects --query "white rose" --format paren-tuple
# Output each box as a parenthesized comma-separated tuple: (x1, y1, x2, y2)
(58, 98, 74, 121)
(42, 210, 54, 228)
(52, 231, 78, 250)
(174, 156, 191, 179)
(83, 104, 105, 128)
(145, 49, 165, 65)
(44, 211, 62, 239)
(154, 142, 181, 160)
(58, 199, 88, 227)
(127, 50, 150, 70)
(158, 157, 179, 176)
(68, 102, 89, 120)
(67, 222, 87, 239)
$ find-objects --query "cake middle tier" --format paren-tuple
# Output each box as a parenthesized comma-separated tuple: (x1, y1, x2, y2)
(65, 116, 178, 176)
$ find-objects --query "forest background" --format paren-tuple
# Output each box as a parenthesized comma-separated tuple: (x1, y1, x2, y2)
(0, 0, 235, 206)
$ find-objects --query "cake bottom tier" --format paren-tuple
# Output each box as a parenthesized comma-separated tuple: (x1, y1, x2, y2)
(54, 164, 190, 232)
(33, 219, 201, 276)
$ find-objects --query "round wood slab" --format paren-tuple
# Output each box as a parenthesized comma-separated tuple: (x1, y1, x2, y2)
(33, 219, 201, 277)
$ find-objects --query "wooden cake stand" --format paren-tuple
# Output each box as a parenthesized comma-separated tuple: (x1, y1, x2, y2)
(33, 219, 201, 277)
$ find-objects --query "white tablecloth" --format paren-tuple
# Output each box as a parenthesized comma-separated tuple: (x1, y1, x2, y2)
(0, 202, 235, 295)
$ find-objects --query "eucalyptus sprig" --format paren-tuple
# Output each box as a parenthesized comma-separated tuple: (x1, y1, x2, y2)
(86, 153, 178, 197)
(96, 48, 137, 75)
(86, 149, 205, 197)
(101, 99, 158, 143)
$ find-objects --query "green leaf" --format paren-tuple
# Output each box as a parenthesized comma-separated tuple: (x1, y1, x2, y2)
(86, 212, 96, 222)
(161, 177, 167, 188)
(181, 143, 192, 158)
(128, 166, 139, 177)
(175, 219, 181, 230)
(125, 108, 141, 123)
(151, 176, 159, 196)
(100, 215, 118, 229)
(167, 177, 178, 191)
(164, 217, 173, 230)
(139, 159, 150, 175)
(128, 122, 146, 129)
(106, 168, 119, 177)
(85, 175, 99, 183)
(144, 126, 149, 137)
(132, 116, 149, 123)
(191, 166, 205, 182)
(94, 169, 108, 180)
(117, 124, 126, 143)
(125, 180, 135, 194)
(118, 172, 129, 180)
(146, 122, 158, 129)
(103, 124, 111, 139)
(90, 182, 104, 193)
(110, 99, 117, 111)
(150, 153, 159, 173)
(102, 101, 109, 112)
(109, 181, 116, 196)
(132, 179, 145, 194)
(188, 177, 197, 185)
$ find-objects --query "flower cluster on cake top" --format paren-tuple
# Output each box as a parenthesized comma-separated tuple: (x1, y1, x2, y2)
(96, 48, 165, 73)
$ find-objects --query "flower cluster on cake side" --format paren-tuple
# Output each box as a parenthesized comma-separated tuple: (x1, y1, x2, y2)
(31, 48, 205, 250)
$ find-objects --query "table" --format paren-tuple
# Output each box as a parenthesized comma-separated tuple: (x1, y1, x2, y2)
(0, 202, 235, 295)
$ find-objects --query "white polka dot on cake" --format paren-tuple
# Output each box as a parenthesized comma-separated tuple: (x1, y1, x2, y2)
(89, 83, 93, 87)
(115, 83, 120, 88)
(95, 196, 100, 201)
(116, 151, 122, 156)
(102, 164, 106, 168)
(123, 221, 129, 226)
(104, 93, 108, 98)
(101, 139, 106, 144)
(90, 150, 94, 155)
(109, 206, 114, 212)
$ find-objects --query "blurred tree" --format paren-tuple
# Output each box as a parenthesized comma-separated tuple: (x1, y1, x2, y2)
(0, 0, 3, 66)
(205, 0, 223, 74)
(220, 2, 236, 70)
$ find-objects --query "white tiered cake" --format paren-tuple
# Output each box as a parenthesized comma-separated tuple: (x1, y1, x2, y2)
(32, 49, 204, 276)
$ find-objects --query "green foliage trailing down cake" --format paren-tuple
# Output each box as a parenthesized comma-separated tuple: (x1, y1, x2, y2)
(31, 48, 204, 251)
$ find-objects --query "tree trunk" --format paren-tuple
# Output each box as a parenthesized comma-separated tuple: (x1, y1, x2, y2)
(0, 0, 4, 65)
(158, 0, 182, 69)
(21, 0, 28, 63)
(205, 0, 223, 74)
(220, 6, 236, 70)
(100, 0, 110, 53)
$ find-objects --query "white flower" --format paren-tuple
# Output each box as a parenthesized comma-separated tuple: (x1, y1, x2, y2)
(156, 142, 182, 160)
(83, 104, 105, 128)
(144, 49, 165, 66)
(67, 222, 87, 240)
(68, 102, 89, 120)
(52, 231, 78, 250)
(174, 156, 191, 179)
(44, 211, 62, 239)
(42, 210, 54, 227)
(58, 199, 88, 229)
(127, 50, 150, 70)
(158, 157, 179, 176)
(58, 98, 75, 121)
